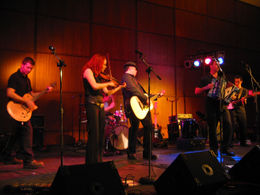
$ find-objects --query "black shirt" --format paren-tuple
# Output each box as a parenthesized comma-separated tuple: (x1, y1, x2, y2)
(7, 69, 32, 98)
(83, 74, 103, 103)
(122, 73, 147, 114)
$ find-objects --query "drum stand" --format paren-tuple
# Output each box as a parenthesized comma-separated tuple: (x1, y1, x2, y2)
(104, 129, 121, 156)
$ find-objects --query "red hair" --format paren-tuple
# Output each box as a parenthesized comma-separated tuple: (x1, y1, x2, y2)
(82, 54, 106, 77)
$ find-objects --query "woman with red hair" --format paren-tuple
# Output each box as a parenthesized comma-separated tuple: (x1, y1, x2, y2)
(82, 53, 124, 164)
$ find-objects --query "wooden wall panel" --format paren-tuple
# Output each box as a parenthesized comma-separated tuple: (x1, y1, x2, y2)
(207, 0, 236, 22)
(0, 0, 35, 12)
(35, 54, 88, 92)
(92, 25, 136, 61)
(138, 1, 174, 35)
(137, 32, 175, 66)
(144, 0, 175, 8)
(93, 0, 136, 29)
(0, 11, 35, 51)
(237, 26, 260, 51)
(37, 16, 90, 56)
(0, 51, 35, 89)
(207, 18, 237, 46)
(236, 1, 260, 30)
(176, 0, 207, 15)
(175, 10, 207, 41)
(38, 0, 90, 21)
(185, 96, 206, 117)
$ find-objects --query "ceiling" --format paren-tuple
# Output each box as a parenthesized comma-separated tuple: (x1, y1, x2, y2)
(240, 0, 260, 8)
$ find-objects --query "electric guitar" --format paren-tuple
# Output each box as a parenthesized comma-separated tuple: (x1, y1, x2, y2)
(130, 90, 165, 120)
(7, 82, 56, 122)
(227, 91, 260, 110)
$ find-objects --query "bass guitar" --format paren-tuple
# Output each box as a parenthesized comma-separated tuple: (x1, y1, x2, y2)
(227, 91, 260, 110)
(130, 90, 165, 120)
(7, 82, 56, 122)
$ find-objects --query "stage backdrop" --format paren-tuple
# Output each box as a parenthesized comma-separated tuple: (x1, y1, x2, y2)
(0, 0, 259, 145)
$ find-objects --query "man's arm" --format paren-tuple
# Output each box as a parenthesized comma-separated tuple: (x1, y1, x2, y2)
(7, 88, 36, 110)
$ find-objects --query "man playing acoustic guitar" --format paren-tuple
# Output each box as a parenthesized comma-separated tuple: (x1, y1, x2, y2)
(3, 57, 53, 169)
(122, 61, 159, 161)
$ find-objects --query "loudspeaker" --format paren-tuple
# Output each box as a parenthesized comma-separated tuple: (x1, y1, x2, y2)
(50, 161, 125, 195)
(229, 145, 260, 184)
(154, 151, 228, 195)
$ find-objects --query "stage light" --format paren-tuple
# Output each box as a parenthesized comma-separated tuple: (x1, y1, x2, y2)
(204, 57, 212, 65)
(193, 60, 201, 67)
(218, 57, 224, 65)
(184, 60, 192, 69)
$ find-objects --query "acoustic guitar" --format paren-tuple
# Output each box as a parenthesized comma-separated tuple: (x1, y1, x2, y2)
(130, 90, 165, 120)
(7, 82, 56, 122)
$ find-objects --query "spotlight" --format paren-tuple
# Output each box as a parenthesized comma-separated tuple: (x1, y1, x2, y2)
(184, 60, 192, 69)
(217, 57, 224, 65)
(204, 57, 212, 65)
(193, 60, 201, 67)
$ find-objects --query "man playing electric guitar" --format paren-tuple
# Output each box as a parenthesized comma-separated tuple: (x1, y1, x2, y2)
(122, 61, 158, 161)
(229, 75, 250, 147)
(3, 57, 53, 169)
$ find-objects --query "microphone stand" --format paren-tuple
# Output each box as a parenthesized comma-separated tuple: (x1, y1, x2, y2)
(138, 54, 161, 185)
(50, 48, 66, 167)
(245, 64, 260, 142)
(213, 60, 225, 166)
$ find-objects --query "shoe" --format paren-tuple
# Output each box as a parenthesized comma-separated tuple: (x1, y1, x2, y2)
(221, 149, 235, 156)
(127, 153, 137, 160)
(4, 157, 23, 165)
(23, 160, 45, 169)
(143, 153, 157, 160)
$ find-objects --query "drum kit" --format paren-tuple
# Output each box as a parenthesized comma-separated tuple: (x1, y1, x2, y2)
(104, 109, 128, 154)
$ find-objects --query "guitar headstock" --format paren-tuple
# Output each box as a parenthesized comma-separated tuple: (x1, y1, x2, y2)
(159, 90, 165, 97)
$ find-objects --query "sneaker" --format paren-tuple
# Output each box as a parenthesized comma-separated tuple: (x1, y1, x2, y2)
(143, 153, 157, 160)
(127, 153, 137, 160)
(23, 160, 45, 169)
(4, 157, 23, 165)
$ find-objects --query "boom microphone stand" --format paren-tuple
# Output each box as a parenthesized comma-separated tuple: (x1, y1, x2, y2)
(137, 51, 161, 184)
(49, 46, 66, 167)
(245, 64, 260, 142)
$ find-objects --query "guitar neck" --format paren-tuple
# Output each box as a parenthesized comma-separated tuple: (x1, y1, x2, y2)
(32, 89, 48, 102)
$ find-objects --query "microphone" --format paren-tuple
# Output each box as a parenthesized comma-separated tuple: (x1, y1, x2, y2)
(135, 49, 143, 57)
(49, 45, 55, 52)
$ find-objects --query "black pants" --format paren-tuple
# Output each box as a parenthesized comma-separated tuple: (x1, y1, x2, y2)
(3, 119, 33, 163)
(231, 106, 247, 144)
(127, 110, 153, 156)
(206, 98, 233, 151)
(85, 102, 105, 165)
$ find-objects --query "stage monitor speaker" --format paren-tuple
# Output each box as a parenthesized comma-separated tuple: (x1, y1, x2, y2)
(154, 151, 228, 195)
(50, 161, 125, 195)
(229, 145, 260, 184)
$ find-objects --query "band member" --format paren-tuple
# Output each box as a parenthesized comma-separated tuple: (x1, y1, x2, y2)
(122, 61, 157, 160)
(82, 53, 125, 165)
(230, 75, 249, 147)
(3, 57, 53, 169)
(103, 94, 115, 113)
(195, 60, 234, 156)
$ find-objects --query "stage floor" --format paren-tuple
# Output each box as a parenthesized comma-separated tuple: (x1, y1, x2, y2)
(0, 141, 259, 195)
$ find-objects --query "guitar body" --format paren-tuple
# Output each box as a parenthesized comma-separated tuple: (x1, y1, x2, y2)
(7, 93, 37, 122)
(130, 95, 153, 120)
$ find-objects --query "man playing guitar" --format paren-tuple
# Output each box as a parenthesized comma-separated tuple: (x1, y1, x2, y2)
(3, 57, 53, 169)
(229, 75, 250, 147)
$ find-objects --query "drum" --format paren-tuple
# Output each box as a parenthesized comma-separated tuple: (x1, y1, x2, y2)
(114, 110, 127, 124)
(110, 125, 128, 150)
